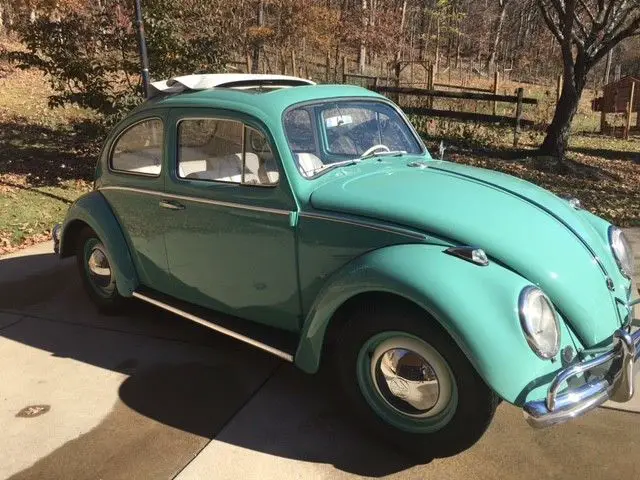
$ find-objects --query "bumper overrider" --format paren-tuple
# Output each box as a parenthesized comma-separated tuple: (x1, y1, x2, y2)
(524, 309, 640, 428)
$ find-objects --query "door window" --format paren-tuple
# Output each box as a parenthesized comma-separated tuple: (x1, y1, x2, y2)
(111, 118, 163, 175)
(177, 118, 279, 186)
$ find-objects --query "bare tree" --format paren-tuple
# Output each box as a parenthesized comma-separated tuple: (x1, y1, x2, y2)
(486, 0, 511, 72)
(358, 0, 367, 73)
(251, 0, 265, 74)
(537, 0, 640, 159)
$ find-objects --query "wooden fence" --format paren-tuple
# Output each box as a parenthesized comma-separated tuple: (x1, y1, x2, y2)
(372, 85, 536, 147)
(231, 53, 539, 147)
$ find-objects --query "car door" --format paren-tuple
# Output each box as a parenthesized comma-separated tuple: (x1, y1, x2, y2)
(162, 108, 301, 332)
(98, 114, 173, 293)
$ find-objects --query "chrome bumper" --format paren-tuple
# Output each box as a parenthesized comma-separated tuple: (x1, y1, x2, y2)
(524, 319, 640, 428)
(52, 223, 61, 254)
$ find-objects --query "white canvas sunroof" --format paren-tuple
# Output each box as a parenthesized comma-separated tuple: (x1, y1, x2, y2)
(149, 74, 315, 98)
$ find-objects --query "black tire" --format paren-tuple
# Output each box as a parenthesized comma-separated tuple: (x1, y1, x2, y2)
(333, 302, 498, 461)
(76, 226, 126, 314)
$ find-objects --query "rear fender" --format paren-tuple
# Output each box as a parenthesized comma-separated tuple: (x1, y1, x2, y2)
(294, 244, 575, 405)
(60, 191, 138, 296)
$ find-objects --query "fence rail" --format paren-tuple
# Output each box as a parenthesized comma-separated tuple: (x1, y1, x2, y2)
(372, 85, 536, 147)
(433, 82, 493, 93)
(372, 85, 538, 105)
(401, 107, 535, 127)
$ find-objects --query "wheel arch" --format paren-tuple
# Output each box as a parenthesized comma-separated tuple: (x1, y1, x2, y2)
(294, 243, 574, 405)
(320, 291, 431, 365)
(59, 191, 139, 296)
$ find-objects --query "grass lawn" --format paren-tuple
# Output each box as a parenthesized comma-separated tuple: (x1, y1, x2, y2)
(0, 41, 97, 254)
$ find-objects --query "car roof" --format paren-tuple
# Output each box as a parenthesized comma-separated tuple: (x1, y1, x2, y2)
(134, 84, 387, 123)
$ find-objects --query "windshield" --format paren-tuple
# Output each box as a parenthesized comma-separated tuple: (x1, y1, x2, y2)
(283, 100, 423, 178)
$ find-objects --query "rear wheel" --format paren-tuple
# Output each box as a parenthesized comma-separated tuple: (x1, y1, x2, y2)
(333, 303, 498, 460)
(76, 227, 126, 313)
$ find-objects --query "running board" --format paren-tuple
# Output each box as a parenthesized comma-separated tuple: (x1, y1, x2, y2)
(132, 290, 296, 362)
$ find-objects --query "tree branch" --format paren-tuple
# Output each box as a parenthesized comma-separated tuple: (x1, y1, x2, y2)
(590, 12, 640, 65)
(537, 0, 565, 42)
(577, 0, 595, 24)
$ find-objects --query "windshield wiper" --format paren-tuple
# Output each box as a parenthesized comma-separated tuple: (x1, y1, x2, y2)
(358, 150, 407, 160)
(308, 150, 407, 177)
(310, 158, 361, 176)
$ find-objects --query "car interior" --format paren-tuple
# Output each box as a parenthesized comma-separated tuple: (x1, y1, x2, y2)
(177, 119, 279, 185)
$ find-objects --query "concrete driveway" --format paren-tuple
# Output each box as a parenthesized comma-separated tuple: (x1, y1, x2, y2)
(1, 231, 639, 480)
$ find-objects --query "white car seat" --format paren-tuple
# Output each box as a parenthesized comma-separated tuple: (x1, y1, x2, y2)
(296, 153, 324, 177)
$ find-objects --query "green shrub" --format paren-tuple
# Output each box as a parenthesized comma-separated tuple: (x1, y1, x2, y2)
(6, 0, 240, 121)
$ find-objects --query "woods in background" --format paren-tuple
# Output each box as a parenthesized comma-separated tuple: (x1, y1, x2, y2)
(1, 0, 639, 157)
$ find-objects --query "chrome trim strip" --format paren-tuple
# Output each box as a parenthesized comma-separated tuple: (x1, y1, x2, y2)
(99, 186, 290, 215)
(299, 212, 426, 240)
(132, 291, 294, 362)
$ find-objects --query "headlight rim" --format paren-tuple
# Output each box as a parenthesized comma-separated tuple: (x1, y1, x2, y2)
(518, 286, 561, 360)
(608, 225, 634, 280)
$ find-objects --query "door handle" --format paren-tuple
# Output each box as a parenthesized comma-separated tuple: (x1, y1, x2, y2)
(159, 199, 185, 210)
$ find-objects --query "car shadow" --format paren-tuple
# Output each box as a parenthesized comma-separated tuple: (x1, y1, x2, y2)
(0, 251, 423, 477)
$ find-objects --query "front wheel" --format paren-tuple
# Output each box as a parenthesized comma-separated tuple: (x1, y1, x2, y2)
(333, 303, 498, 460)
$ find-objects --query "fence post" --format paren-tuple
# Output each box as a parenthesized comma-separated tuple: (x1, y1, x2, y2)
(245, 52, 252, 73)
(325, 52, 331, 83)
(513, 87, 524, 147)
(625, 81, 635, 140)
(291, 50, 297, 78)
(492, 71, 499, 116)
(342, 56, 347, 83)
(428, 64, 435, 108)
(373, 76, 379, 90)
(613, 87, 619, 137)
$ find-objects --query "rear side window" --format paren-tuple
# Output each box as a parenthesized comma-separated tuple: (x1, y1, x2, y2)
(178, 118, 278, 186)
(111, 119, 163, 175)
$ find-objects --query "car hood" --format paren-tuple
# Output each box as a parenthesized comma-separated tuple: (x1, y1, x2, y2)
(309, 159, 626, 348)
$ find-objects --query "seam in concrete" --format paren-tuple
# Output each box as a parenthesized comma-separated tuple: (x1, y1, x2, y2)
(169, 362, 286, 480)
(0, 315, 25, 331)
(0, 308, 255, 352)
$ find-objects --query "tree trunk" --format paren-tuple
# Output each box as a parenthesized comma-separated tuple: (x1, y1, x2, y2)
(434, 15, 440, 74)
(358, 0, 367, 74)
(540, 70, 586, 159)
(486, 1, 509, 72)
(251, 0, 265, 74)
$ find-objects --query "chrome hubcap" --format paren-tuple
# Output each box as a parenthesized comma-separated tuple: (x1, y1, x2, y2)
(369, 338, 452, 418)
(87, 247, 112, 286)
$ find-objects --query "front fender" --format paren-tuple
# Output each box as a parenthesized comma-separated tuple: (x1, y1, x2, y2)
(294, 244, 576, 405)
(60, 191, 138, 296)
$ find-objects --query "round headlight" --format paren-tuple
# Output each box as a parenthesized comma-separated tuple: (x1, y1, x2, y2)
(609, 226, 634, 279)
(518, 286, 561, 359)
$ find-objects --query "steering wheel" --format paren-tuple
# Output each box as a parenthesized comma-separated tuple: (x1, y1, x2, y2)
(360, 144, 391, 158)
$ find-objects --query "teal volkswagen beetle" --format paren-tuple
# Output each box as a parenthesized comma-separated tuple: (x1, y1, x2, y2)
(53, 74, 639, 458)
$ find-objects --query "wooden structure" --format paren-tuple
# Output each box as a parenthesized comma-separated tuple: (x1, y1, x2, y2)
(592, 76, 639, 138)
(372, 85, 537, 147)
